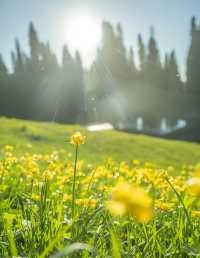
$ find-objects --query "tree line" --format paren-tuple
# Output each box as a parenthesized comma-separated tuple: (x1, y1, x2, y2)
(0, 22, 85, 124)
(0, 17, 200, 129)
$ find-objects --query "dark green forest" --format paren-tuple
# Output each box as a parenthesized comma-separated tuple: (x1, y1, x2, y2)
(0, 17, 200, 130)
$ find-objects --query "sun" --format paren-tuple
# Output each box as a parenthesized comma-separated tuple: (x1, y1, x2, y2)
(63, 12, 101, 56)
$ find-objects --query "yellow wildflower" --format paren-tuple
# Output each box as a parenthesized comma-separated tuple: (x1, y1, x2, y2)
(132, 160, 140, 166)
(144, 162, 154, 169)
(70, 132, 86, 146)
(155, 201, 174, 212)
(76, 198, 97, 208)
(194, 163, 200, 177)
(3, 145, 14, 152)
(63, 194, 71, 201)
(191, 210, 200, 218)
(31, 194, 41, 201)
(187, 177, 200, 196)
(106, 182, 153, 223)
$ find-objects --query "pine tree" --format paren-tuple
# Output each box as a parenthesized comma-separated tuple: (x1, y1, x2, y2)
(57, 46, 85, 124)
(40, 41, 59, 76)
(0, 54, 8, 75)
(62, 45, 73, 70)
(137, 34, 146, 71)
(15, 39, 24, 73)
(115, 23, 130, 79)
(28, 22, 41, 64)
(145, 27, 162, 88)
(35, 41, 60, 121)
(128, 47, 137, 77)
(101, 21, 117, 77)
(11, 51, 16, 72)
(139, 28, 162, 128)
(168, 50, 181, 91)
(187, 16, 200, 93)
(0, 54, 9, 117)
(147, 27, 161, 69)
(116, 23, 126, 60)
(98, 21, 129, 80)
(75, 51, 86, 124)
(26, 22, 44, 119)
(162, 53, 170, 90)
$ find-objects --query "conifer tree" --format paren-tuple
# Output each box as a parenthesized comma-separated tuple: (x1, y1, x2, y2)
(0, 54, 8, 75)
(56, 45, 73, 123)
(147, 27, 161, 69)
(163, 51, 181, 91)
(11, 51, 16, 72)
(29, 22, 41, 65)
(163, 53, 170, 90)
(98, 21, 129, 80)
(137, 34, 146, 71)
(187, 16, 200, 92)
(0, 54, 9, 116)
(116, 23, 127, 61)
(57, 46, 85, 124)
(62, 45, 72, 69)
(101, 21, 117, 76)
(26, 22, 44, 119)
(15, 39, 24, 73)
(168, 50, 181, 91)
(75, 50, 86, 123)
(128, 47, 137, 77)
(145, 27, 162, 88)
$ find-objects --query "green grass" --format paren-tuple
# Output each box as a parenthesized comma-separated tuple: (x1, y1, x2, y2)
(1, 117, 200, 257)
(0, 117, 200, 167)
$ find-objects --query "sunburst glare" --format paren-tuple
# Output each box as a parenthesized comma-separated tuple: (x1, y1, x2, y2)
(61, 11, 101, 64)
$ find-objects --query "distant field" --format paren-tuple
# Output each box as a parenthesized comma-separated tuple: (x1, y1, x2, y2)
(0, 117, 200, 168)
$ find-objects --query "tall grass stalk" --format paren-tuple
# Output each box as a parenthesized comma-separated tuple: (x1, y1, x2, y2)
(4, 214, 18, 257)
(165, 176, 193, 231)
(71, 144, 78, 237)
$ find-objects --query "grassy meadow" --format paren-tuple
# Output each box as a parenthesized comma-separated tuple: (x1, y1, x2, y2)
(1, 117, 200, 257)
(1, 117, 200, 167)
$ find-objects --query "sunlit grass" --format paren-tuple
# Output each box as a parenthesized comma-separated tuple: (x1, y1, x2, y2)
(1, 117, 200, 168)
(1, 118, 200, 256)
(0, 139, 200, 256)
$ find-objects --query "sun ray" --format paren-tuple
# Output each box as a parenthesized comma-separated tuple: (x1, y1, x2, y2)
(62, 11, 101, 59)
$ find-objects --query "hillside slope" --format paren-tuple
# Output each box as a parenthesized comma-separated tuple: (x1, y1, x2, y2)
(0, 117, 200, 168)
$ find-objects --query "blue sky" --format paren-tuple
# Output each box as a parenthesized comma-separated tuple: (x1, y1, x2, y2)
(0, 0, 200, 79)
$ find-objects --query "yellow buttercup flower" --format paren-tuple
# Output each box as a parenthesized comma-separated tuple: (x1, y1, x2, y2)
(187, 177, 200, 196)
(31, 194, 41, 201)
(155, 201, 174, 212)
(63, 194, 71, 201)
(132, 159, 140, 166)
(76, 198, 97, 208)
(3, 145, 14, 152)
(70, 132, 86, 146)
(194, 163, 200, 177)
(106, 182, 153, 223)
(191, 210, 200, 218)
